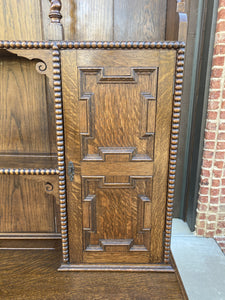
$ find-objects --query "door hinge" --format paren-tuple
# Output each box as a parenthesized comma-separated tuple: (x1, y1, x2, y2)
(68, 161, 75, 181)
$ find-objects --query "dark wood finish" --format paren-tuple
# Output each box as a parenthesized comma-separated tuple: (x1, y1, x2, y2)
(0, 155, 57, 169)
(0, 175, 59, 233)
(48, 0, 63, 40)
(49, 0, 62, 23)
(61, 45, 181, 269)
(166, 0, 188, 41)
(61, 0, 167, 41)
(0, 1, 59, 248)
(114, 0, 167, 40)
(0, 1, 187, 264)
(0, 233, 61, 250)
(0, 249, 186, 299)
(52, 45, 69, 263)
(0, 56, 54, 154)
(0, 40, 185, 271)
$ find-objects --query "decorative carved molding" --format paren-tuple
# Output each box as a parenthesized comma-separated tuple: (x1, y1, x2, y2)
(59, 263, 174, 272)
(82, 176, 151, 253)
(45, 182, 54, 192)
(52, 45, 69, 263)
(6, 49, 53, 85)
(0, 40, 186, 266)
(49, 0, 62, 23)
(164, 47, 185, 264)
(0, 168, 59, 175)
(0, 40, 186, 50)
(79, 67, 157, 162)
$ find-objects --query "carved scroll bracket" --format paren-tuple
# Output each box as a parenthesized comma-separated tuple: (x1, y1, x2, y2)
(6, 49, 53, 86)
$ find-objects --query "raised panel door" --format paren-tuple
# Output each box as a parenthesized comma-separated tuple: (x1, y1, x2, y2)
(61, 48, 176, 269)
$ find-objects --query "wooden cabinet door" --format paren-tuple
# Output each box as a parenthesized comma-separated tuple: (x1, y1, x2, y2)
(61, 48, 177, 270)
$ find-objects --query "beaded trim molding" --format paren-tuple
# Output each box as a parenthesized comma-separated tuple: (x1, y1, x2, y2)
(0, 40, 185, 265)
(0, 40, 185, 49)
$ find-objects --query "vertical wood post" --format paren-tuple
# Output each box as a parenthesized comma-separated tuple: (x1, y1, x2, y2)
(48, 0, 63, 40)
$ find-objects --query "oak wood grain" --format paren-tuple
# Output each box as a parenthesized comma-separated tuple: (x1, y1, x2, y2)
(62, 48, 177, 267)
(0, 0, 58, 241)
(0, 0, 42, 40)
(61, 50, 83, 263)
(62, 0, 113, 41)
(0, 249, 186, 299)
(114, 0, 167, 40)
(0, 56, 53, 154)
(0, 175, 59, 233)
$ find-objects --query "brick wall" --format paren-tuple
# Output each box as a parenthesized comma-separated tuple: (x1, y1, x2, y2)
(196, 0, 225, 252)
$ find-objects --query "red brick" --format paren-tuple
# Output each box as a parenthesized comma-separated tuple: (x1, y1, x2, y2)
(201, 178, 209, 186)
(215, 237, 225, 241)
(221, 188, 225, 194)
(208, 111, 218, 120)
(216, 142, 225, 149)
(212, 55, 225, 66)
(202, 169, 211, 177)
(214, 160, 224, 168)
(222, 179, 225, 185)
(210, 80, 221, 90)
(212, 179, 220, 187)
(208, 91, 220, 100)
(203, 159, 213, 168)
(208, 214, 217, 221)
(220, 111, 225, 119)
(221, 100, 225, 109)
(198, 204, 208, 211)
(211, 68, 223, 78)
(221, 197, 225, 203)
(198, 212, 207, 219)
(213, 169, 223, 177)
(208, 100, 220, 110)
(214, 44, 225, 55)
(216, 32, 225, 43)
(216, 21, 225, 33)
(218, 221, 225, 228)
(197, 220, 206, 228)
(218, 132, 225, 140)
(199, 196, 209, 203)
(205, 131, 216, 140)
(218, 213, 225, 220)
(223, 90, 225, 99)
(218, 9, 225, 20)
(216, 229, 223, 234)
(205, 141, 215, 150)
(219, 0, 225, 9)
(210, 195, 219, 202)
(209, 204, 219, 213)
(200, 187, 209, 195)
(206, 121, 217, 130)
(207, 223, 216, 230)
(215, 152, 225, 159)
(196, 228, 205, 236)
(203, 151, 214, 159)
(205, 231, 215, 238)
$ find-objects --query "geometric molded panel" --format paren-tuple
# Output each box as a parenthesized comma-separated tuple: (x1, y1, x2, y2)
(82, 176, 152, 253)
(79, 67, 157, 162)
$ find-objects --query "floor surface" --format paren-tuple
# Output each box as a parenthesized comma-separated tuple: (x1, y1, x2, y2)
(172, 218, 225, 300)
